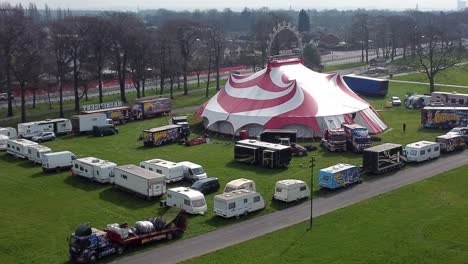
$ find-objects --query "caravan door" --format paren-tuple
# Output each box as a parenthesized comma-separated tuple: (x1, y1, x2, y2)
(262, 150, 275, 168)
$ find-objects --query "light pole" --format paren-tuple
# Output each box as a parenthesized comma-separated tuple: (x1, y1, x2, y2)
(309, 157, 315, 230)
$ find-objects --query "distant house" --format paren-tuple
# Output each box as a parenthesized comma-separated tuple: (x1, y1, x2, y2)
(318, 34, 340, 48)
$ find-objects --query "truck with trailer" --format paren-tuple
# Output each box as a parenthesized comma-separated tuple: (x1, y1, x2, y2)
(166, 187, 207, 215)
(6, 139, 37, 159)
(341, 123, 371, 153)
(273, 179, 309, 202)
(27, 144, 52, 164)
(71, 114, 113, 134)
(142, 124, 191, 147)
(362, 143, 405, 174)
(213, 189, 266, 218)
(318, 164, 362, 189)
(435, 134, 466, 153)
(131, 97, 171, 120)
(71, 157, 117, 183)
(42, 151, 77, 172)
(422, 107, 468, 129)
(81, 106, 130, 125)
(68, 211, 187, 263)
(321, 128, 347, 152)
(404, 141, 440, 162)
(234, 139, 292, 168)
(0, 127, 17, 139)
(342, 74, 389, 96)
(113, 164, 166, 199)
(18, 118, 72, 138)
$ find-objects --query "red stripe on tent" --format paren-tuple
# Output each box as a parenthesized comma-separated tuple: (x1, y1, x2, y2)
(228, 73, 292, 92)
(335, 75, 368, 105)
(358, 111, 381, 133)
(343, 114, 354, 124)
(326, 73, 337, 81)
(195, 101, 208, 118)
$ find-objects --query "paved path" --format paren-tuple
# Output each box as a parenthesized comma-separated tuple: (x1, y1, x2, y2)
(116, 151, 468, 264)
(389, 79, 468, 89)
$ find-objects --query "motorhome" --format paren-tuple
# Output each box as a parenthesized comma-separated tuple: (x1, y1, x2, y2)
(18, 118, 72, 138)
(6, 139, 37, 158)
(224, 178, 256, 193)
(42, 151, 77, 172)
(273, 180, 309, 202)
(71, 114, 112, 134)
(139, 159, 184, 183)
(71, 157, 117, 183)
(166, 187, 207, 215)
(318, 164, 362, 189)
(213, 189, 266, 218)
(113, 164, 166, 199)
(178, 161, 208, 183)
(0, 135, 8, 150)
(27, 144, 52, 164)
(405, 141, 440, 162)
(0, 127, 17, 139)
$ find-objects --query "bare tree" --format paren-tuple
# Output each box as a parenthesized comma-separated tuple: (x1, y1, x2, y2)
(209, 24, 224, 91)
(128, 26, 151, 99)
(352, 13, 371, 63)
(175, 20, 199, 95)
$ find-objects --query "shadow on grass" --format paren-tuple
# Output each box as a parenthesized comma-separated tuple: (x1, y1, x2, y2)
(269, 197, 309, 211)
(99, 187, 157, 210)
(63, 175, 109, 191)
(17, 160, 39, 169)
(203, 209, 264, 228)
(224, 160, 289, 176)
(0, 153, 28, 164)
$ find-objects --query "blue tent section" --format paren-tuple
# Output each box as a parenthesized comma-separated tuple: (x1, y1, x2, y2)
(343, 75, 388, 96)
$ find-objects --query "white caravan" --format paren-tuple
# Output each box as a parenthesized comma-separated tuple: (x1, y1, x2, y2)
(178, 161, 208, 183)
(405, 141, 440, 162)
(213, 189, 266, 218)
(42, 151, 77, 172)
(0, 127, 17, 139)
(166, 187, 207, 215)
(72, 157, 117, 183)
(273, 179, 309, 202)
(223, 178, 256, 193)
(0, 135, 8, 150)
(27, 144, 52, 164)
(6, 139, 37, 158)
(71, 114, 112, 134)
(18, 118, 72, 138)
(139, 159, 184, 183)
(113, 164, 166, 199)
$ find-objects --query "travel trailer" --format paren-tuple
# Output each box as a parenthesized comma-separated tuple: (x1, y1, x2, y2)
(139, 159, 184, 183)
(6, 139, 38, 158)
(318, 164, 362, 189)
(404, 141, 440, 162)
(0, 127, 17, 139)
(213, 189, 266, 218)
(273, 179, 309, 202)
(71, 157, 117, 183)
(166, 187, 207, 215)
(113, 164, 166, 199)
(0, 135, 8, 150)
(18, 118, 71, 138)
(42, 151, 77, 172)
(26, 144, 52, 164)
(224, 178, 256, 193)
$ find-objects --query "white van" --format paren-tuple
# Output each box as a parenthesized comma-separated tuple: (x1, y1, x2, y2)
(214, 189, 266, 218)
(0, 135, 9, 150)
(273, 179, 309, 202)
(139, 159, 184, 183)
(114, 164, 166, 199)
(405, 141, 440, 162)
(166, 187, 207, 215)
(178, 161, 208, 183)
(72, 157, 117, 183)
(224, 178, 256, 193)
(42, 151, 77, 172)
(6, 139, 38, 158)
(0, 127, 17, 139)
(27, 144, 52, 164)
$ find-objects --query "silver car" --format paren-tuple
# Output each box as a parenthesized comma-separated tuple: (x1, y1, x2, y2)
(32, 132, 56, 142)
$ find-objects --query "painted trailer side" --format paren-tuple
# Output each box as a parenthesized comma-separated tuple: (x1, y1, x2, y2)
(132, 97, 171, 120)
(343, 74, 389, 96)
(362, 143, 404, 174)
(81, 106, 130, 125)
(143, 125, 187, 147)
(422, 107, 468, 129)
(318, 164, 362, 189)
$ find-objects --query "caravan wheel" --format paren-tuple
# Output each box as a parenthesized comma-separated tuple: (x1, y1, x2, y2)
(166, 232, 173, 240)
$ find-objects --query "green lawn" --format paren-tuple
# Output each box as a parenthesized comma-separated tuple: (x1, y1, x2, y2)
(185, 165, 468, 264)
(394, 66, 468, 87)
(324, 62, 367, 72)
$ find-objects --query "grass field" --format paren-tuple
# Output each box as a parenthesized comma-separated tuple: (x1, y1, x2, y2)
(324, 62, 367, 72)
(0, 72, 467, 263)
(184, 165, 468, 264)
(394, 66, 468, 87)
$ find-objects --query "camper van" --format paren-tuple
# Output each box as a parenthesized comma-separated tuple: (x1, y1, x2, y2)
(6, 139, 38, 158)
(213, 189, 266, 218)
(42, 151, 77, 172)
(72, 157, 117, 183)
(18, 118, 72, 138)
(0, 135, 8, 150)
(27, 144, 52, 164)
(139, 159, 184, 183)
(0, 127, 17, 139)
(318, 164, 362, 189)
(178, 161, 208, 183)
(224, 178, 256, 193)
(405, 141, 440, 162)
(166, 187, 207, 215)
(113, 164, 166, 199)
(273, 180, 309, 202)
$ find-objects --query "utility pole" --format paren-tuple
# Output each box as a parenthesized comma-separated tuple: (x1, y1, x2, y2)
(309, 157, 315, 230)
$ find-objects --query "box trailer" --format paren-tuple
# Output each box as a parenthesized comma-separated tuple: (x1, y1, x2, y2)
(342, 74, 389, 96)
(26, 144, 52, 164)
(166, 187, 207, 215)
(362, 143, 405, 174)
(224, 178, 256, 193)
(81, 106, 130, 125)
(142, 124, 190, 147)
(6, 139, 37, 159)
(404, 141, 440, 162)
(131, 97, 171, 120)
(422, 107, 468, 129)
(113, 164, 166, 199)
(435, 134, 466, 153)
(318, 164, 362, 189)
(234, 139, 292, 168)
(72, 157, 117, 183)
(18, 118, 72, 138)
(213, 189, 266, 218)
(260, 129, 297, 143)
(42, 151, 77, 172)
(273, 179, 309, 202)
(139, 159, 184, 183)
(0, 127, 17, 139)
(71, 114, 113, 134)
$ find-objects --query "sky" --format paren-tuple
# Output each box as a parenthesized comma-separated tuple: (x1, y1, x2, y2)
(10, 0, 457, 11)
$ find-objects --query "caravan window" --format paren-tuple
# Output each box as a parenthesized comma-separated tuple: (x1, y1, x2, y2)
(167, 194, 172, 198)
(75, 164, 78, 169)
(427, 148, 431, 153)
(420, 150, 425, 155)
(28, 149, 32, 154)
(96, 171, 99, 176)
(459, 99, 464, 105)
(16, 147, 20, 151)
(451, 99, 456, 104)
(149, 168, 153, 171)
(192, 199, 206, 207)
(244, 198, 248, 203)
(434, 146, 440, 151)
(37, 153, 40, 158)
(276, 188, 282, 192)
(184, 199, 190, 206)
(80, 166, 84, 171)
(156, 169, 162, 174)
(228, 203, 236, 209)
(254, 196, 260, 203)
(300, 186, 307, 191)
(410, 150, 417, 156)
(141, 165, 145, 169)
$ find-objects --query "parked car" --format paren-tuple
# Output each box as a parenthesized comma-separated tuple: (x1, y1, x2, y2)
(0, 93, 14, 100)
(31, 132, 56, 142)
(391, 96, 401, 106)
(191, 177, 220, 195)
(92, 124, 118, 137)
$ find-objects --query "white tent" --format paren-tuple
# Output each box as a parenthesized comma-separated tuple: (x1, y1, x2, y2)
(196, 58, 387, 138)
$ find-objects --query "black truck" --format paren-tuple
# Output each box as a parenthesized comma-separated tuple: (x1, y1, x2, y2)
(235, 139, 292, 168)
(362, 143, 405, 174)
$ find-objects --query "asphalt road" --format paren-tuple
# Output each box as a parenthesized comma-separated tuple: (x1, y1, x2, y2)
(116, 151, 468, 264)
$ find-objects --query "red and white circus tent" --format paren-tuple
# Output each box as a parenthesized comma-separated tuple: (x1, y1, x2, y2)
(196, 58, 387, 138)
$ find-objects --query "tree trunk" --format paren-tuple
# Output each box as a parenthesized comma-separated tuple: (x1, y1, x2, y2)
(32, 89, 36, 109)
(47, 90, 52, 109)
(183, 72, 188, 95)
(119, 54, 127, 103)
(170, 76, 174, 99)
(73, 57, 80, 112)
(361, 43, 364, 63)
(160, 76, 164, 95)
(206, 53, 212, 98)
(136, 81, 141, 98)
(21, 83, 26, 123)
(365, 41, 369, 63)
(98, 67, 103, 104)
(6, 63, 13, 117)
(197, 73, 200, 87)
(58, 75, 64, 118)
(177, 75, 181, 90)
(216, 59, 220, 91)
(429, 77, 435, 93)
(142, 78, 146, 97)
